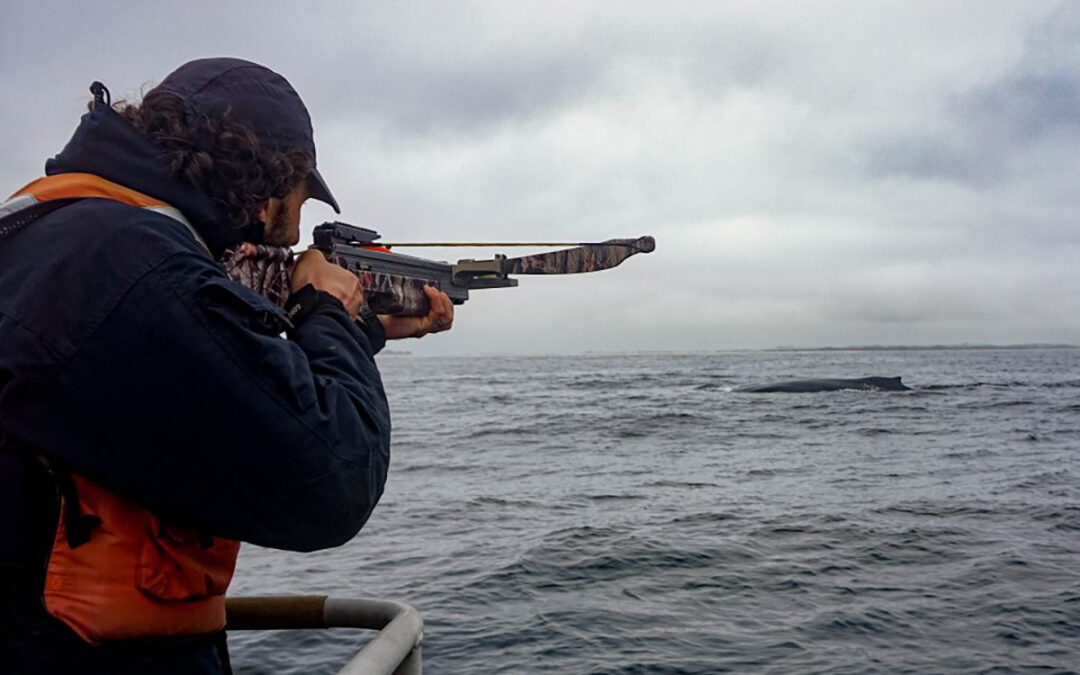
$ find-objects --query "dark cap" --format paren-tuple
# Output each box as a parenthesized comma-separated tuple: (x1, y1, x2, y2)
(150, 57, 340, 213)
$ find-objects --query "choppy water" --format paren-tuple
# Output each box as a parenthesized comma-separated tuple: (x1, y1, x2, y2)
(228, 348, 1080, 674)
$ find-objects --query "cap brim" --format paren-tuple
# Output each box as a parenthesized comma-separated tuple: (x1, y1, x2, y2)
(308, 168, 340, 213)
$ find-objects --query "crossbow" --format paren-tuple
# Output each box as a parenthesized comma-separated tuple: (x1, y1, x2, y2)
(311, 221, 656, 315)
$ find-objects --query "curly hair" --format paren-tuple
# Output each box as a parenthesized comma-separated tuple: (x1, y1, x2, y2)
(112, 91, 313, 232)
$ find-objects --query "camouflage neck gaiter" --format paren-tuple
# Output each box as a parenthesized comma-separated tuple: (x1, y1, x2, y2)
(219, 243, 295, 307)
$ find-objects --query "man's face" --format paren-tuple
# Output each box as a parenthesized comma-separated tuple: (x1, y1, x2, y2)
(261, 180, 310, 246)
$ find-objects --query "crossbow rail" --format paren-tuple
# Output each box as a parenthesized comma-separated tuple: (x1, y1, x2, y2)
(226, 595, 423, 674)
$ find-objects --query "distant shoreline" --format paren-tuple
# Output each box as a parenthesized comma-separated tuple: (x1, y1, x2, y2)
(766, 344, 1078, 352)
(382, 344, 1079, 358)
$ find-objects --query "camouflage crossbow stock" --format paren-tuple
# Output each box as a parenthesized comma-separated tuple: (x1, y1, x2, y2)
(311, 221, 656, 316)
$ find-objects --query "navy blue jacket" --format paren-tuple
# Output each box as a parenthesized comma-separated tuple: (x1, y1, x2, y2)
(0, 102, 392, 671)
(0, 103, 392, 670)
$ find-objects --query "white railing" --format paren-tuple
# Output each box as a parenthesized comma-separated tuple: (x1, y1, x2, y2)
(226, 595, 423, 674)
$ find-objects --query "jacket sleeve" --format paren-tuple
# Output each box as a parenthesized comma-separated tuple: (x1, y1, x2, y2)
(31, 248, 392, 552)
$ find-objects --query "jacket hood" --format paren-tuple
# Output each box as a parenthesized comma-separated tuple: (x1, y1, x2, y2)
(45, 103, 263, 258)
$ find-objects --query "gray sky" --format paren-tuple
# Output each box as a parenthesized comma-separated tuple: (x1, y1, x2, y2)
(3, 1, 1077, 354)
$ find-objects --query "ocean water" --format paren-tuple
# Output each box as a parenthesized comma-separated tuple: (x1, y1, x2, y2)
(227, 349, 1080, 674)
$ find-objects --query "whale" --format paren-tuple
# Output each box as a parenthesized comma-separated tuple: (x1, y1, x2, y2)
(736, 376, 911, 393)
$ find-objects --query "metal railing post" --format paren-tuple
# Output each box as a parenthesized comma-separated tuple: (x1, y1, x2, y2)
(226, 595, 424, 675)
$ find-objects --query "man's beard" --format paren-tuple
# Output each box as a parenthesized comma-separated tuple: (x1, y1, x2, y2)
(261, 207, 298, 247)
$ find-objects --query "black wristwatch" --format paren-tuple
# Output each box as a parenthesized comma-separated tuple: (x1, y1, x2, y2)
(355, 303, 378, 327)
(354, 303, 386, 353)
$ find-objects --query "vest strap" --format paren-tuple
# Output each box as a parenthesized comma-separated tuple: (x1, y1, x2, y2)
(0, 198, 82, 241)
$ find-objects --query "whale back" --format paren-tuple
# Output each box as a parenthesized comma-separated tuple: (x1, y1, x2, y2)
(860, 376, 909, 391)
(736, 376, 910, 393)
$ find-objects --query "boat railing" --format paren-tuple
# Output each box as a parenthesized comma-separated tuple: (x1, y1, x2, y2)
(226, 595, 423, 674)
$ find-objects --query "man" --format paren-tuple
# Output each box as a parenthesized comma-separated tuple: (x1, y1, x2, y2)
(0, 58, 452, 672)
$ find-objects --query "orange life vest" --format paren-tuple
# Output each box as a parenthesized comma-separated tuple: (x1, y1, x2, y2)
(4, 173, 239, 645)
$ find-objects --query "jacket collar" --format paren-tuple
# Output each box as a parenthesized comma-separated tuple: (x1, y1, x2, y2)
(44, 103, 262, 258)
(9, 173, 211, 257)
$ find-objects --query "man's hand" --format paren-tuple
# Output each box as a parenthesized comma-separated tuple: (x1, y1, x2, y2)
(378, 285, 455, 339)
(291, 249, 366, 317)
(292, 252, 453, 337)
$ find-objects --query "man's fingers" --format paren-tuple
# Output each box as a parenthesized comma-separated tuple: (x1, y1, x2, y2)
(291, 250, 365, 317)
(378, 287, 455, 340)
(342, 277, 366, 318)
(435, 288, 453, 323)
(423, 285, 453, 332)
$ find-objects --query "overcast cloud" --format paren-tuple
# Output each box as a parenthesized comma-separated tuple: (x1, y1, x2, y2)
(2, 1, 1077, 354)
